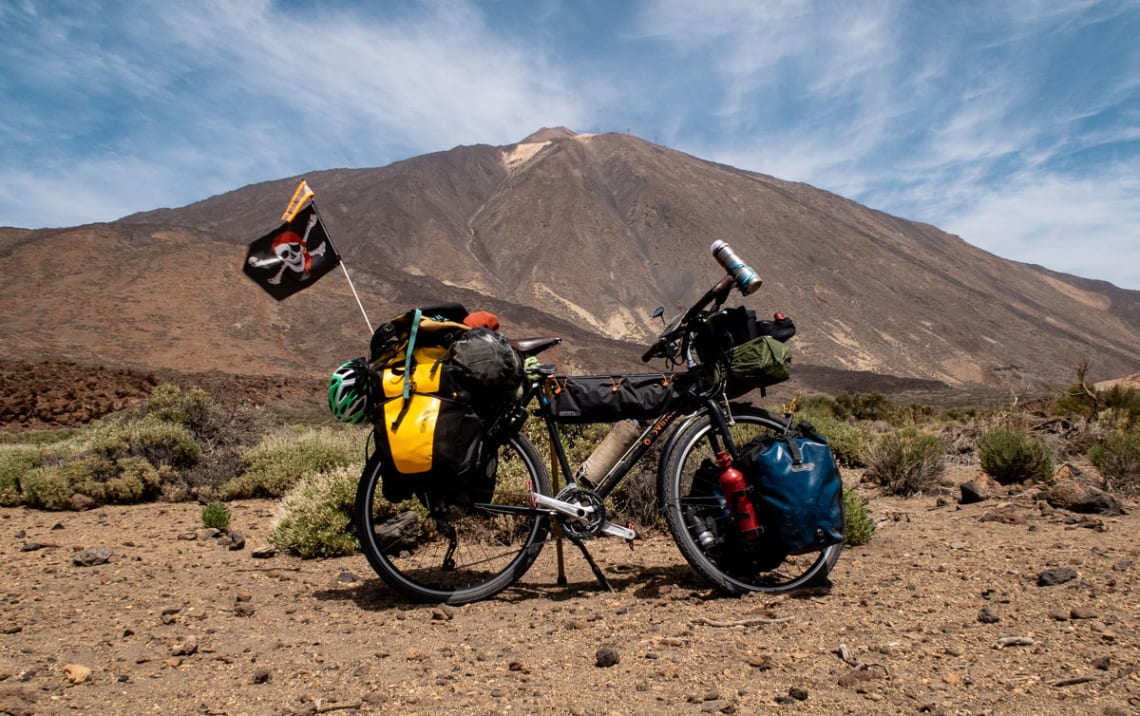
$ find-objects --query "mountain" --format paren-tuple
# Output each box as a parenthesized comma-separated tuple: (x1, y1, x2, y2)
(2, 127, 1138, 412)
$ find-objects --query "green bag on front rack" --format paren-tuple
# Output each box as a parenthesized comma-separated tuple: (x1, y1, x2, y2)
(696, 307, 794, 397)
(725, 334, 791, 388)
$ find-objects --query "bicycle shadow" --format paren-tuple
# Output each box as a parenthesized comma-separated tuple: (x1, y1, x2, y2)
(311, 561, 759, 611)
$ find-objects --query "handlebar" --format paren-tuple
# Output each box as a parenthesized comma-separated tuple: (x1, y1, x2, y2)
(641, 241, 764, 364)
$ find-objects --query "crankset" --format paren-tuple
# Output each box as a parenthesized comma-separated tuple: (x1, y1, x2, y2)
(533, 487, 636, 541)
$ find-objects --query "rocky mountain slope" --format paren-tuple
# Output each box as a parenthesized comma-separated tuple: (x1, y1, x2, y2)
(2, 128, 1138, 403)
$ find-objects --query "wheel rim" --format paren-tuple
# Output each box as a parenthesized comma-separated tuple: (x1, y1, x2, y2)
(358, 435, 549, 603)
(669, 412, 839, 592)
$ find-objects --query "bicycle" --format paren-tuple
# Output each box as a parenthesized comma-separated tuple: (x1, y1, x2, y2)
(353, 243, 844, 605)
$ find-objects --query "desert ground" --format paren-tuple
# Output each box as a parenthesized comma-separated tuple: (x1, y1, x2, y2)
(1, 464, 1137, 716)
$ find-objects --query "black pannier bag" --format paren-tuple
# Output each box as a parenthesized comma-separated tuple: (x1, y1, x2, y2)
(547, 373, 680, 424)
(697, 307, 795, 397)
(739, 426, 844, 555)
(448, 327, 525, 414)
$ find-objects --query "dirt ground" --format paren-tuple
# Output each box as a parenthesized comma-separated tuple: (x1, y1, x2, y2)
(1, 466, 1137, 716)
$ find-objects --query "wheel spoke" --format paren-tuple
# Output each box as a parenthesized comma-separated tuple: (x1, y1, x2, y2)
(355, 433, 551, 604)
(660, 408, 842, 594)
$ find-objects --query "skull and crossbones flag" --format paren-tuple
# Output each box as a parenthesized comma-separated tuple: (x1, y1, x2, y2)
(243, 204, 341, 300)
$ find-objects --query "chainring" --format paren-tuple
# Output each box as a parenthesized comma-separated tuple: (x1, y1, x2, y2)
(555, 486, 607, 539)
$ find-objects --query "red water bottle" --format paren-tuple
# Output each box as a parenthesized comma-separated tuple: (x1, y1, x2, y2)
(716, 451, 762, 541)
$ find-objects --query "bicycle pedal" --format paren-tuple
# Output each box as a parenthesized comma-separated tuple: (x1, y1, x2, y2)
(626, 521, 637, 550)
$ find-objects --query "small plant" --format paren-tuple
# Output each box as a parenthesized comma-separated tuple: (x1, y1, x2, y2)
(268, 467, 360, 558)
(843, 487, 874, 547)
(865, 429, 945, 496)
(221, 426, 362, 499)
(201, 501, 232, 530)
(978, 428, 1054, 485)
(1090, 430, 1140, 495)
(796, 412, 875, 468)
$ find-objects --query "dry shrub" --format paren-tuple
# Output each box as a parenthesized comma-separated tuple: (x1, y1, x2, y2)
(978, 428, 1054, 485)
(865, 429, 945, 496)
(268, 466, 360, 558)
(1090, 431, 1140, 495)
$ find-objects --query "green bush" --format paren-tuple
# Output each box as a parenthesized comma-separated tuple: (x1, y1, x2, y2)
(20, 466, 73, 510)
(0, 447, 41, 506)
(201, 501, 232, 530)
(1053, 382, 1140, 428)
(835, 393, 897, 423)
(268, 466, 360, 558)
(978, 428, 1054, 485)
(796, 395, 839, 419)
(843, 487, 874, 547)
(222, 427, 363, 499)
(0, 429, 73, 446)
(1090, 430, 1140, 495)
(88, 418, 200, 468)
(796, 412, 875, 468)
(1102, 385, 1140, 428)
(106, 457, 165, 502)
(61, 455, 116, 502)
(865, 429, 946, 496)
(143, 384, 213, 431)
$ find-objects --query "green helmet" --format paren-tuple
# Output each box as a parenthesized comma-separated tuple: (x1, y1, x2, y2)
(328, 359, 373, 425)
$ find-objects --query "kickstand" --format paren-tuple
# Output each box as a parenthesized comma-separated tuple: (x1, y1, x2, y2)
(564, 533, 613, 592)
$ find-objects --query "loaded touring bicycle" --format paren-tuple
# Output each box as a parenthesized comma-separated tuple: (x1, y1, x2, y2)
(331, 241, 845, 605)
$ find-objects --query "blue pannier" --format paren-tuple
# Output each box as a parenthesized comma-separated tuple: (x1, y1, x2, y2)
(740, 428, 845, 555)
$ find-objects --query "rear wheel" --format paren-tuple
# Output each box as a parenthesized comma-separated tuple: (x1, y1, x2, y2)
(659, 407, 843, 594)
(355, 433, 552, 605)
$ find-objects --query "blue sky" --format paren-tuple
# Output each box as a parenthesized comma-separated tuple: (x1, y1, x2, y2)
(2, 0, 1138, 289)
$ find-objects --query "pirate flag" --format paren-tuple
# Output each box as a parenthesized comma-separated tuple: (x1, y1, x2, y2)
(243, 205, 341, 300)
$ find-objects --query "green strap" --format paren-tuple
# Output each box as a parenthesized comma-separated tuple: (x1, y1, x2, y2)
(401, 309, 421, 403)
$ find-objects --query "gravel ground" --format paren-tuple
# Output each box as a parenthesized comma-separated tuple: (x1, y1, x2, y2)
(1, 473, 1137, 716)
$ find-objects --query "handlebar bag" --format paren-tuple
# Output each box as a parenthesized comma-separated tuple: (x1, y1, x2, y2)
(372, 344, 488, 505)
(547, 373, 679, 424)
(697, 307, 794, 397)
(739, 429, 844, 555)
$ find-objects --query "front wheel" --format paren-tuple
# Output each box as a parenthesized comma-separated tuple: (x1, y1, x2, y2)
(659, 407, 843, 594)
(354, 433, 552, 605)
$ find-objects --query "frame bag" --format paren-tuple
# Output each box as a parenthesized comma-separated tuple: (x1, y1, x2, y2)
(740, 425, 844, 555)
(547, 373, 679, 424)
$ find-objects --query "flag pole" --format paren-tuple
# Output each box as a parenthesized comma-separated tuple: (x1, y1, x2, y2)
(339, 261, 374, 335)
(311, 202, 373, 335)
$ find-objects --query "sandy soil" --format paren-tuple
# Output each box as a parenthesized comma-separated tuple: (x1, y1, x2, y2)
(1, 469, 1137, 716)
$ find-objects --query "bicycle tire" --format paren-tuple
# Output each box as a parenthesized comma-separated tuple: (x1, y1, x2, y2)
(659, 407, 843, 594)
(354, 433, 552, 605)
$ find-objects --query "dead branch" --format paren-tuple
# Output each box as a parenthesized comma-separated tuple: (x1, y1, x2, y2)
(692, 615, 794, 627)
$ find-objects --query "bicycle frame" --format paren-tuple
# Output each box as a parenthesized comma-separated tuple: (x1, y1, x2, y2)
(529, 385, 745, 505)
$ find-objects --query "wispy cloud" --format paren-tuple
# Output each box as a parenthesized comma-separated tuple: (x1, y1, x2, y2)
(0, 1, 591, 226)
(632, 0, 1140, 288)
(1, 0, 1137, 288)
